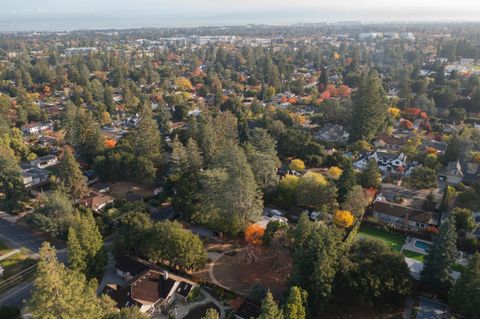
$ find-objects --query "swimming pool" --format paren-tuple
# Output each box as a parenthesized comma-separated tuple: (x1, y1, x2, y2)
(414, 240, 432, 251)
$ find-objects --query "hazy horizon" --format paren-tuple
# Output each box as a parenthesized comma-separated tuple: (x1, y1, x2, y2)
(2, 0, 480, 32)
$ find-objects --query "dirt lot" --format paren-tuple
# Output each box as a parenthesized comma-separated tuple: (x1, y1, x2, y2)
(211, 242, 292, 297)
(109, 181, 155, 199)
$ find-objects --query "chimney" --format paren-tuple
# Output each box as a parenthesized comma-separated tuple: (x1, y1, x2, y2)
(164, 271, 169, 280)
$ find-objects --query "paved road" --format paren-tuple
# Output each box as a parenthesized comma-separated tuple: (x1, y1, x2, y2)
(0, 219, 66, 307)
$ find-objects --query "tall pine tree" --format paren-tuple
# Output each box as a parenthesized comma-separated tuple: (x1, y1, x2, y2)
(449, 252, 480, 319)
(258, 291, 284, 319)
(350, 71, 388, 142)
(421, 215, 457, 292)
(58, 148, 88, 200)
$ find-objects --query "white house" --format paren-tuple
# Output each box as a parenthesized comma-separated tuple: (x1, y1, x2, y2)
(354, 150, 407, 173)
(30, 154, 59, 169)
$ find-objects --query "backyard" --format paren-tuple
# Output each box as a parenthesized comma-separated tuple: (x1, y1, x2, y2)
(357, 225, 464, 271)
(357, 226, 425, 262)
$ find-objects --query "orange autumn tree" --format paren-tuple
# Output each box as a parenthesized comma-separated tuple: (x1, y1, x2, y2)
(333, 210, 355, 228)
(245, 224, 265, 246)
(104, 139, 116, 149)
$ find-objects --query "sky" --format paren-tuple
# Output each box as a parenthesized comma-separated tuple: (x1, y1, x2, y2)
(2, 0, 480, 31)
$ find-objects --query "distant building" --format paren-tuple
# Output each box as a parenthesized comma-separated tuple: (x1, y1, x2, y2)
(313, 123, 350, 143)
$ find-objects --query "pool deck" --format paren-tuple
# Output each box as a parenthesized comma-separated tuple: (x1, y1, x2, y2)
(401, 238, 432, 255)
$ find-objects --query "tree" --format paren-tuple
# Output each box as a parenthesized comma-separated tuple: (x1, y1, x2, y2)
(296, 172, 337, 212)
(122, 105, 163, 165)
(358, 159, 382, 190)
(143, 220, 207, 272)
(449, 252, 480, 319)
(29, 189, 76, 238)
(198, 142, 263, 234)
(277, 175, 299, 208)
(339, 239, 411, 307)
(29, 242, 114, 319)
(201, 308, 220, 319)
(289, 159, 305, 172)
(350, 71, 388, 141)
(336, 160, 357, 203)
(68, 213, 107, 279)
(108, 307, 149, 319)
(245, 129, 280, 189)
(408, 167, 438, 189)
(327, 166, 342, 180)
(421, 216, 457, 292)
(72, 109, 105, 163)
(290, 225, 342, 312)
(333, 210, 355, 228)
(452, 207, 476, 233)
(0, 143, 25, 212)
(245, 224, 265, 246)
(258, 291, 284, 319)
(342, 185, 369, 216)
(58, 149, 88, 200)
(284, 286, 307, 319)
(114, 212, 153, 256)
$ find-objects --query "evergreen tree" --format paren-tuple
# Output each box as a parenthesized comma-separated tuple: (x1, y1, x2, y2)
(58, 149, 88, 200)
(199, 142, 263, 234)
(29, 242, 114, 319)
(290, 225, 342, 312)
(350, 71, 388, 141)
(284, 286, 308, 319)
(258, 291, 284, 319)
(421, 215, 457, 292)
(245, 128, 280, 190)
(68, 213, 107, 279)
(358, 159, 382, 190)
(73, 109, 105, 163)
(319, 66, 329, 90)
(108, 307, 149, 319)
(449, 252, 480, 319)
(336, 160, 356, 203)
(0, 143, 25, 212)
(67, 227, 87, 273)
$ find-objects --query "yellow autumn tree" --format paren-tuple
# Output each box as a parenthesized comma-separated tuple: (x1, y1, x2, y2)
(333, 210, 355, 228)
(328, 166, 343, 180)
(175, 77, 194, 91)
(245, 224, 265, 246)
(289, 159, 305, 172)
(388, 107, 401, 119)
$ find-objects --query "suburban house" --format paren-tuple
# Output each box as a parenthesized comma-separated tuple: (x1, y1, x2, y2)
(438, 161, 480, 185)
(79, 192, 114, 212)
(313, 123, 350, 144)
(103, 256, 197, 314)
(438, 161, 464, 185)
(461, 161, 480, 185)
(353, 150, 407, 173)
(374, 134, 406, 151)
(30, 154, 59, 169)
(372, 200, 439, 231)
(20, 163, 49, 188)
(21, 121, 53, 135)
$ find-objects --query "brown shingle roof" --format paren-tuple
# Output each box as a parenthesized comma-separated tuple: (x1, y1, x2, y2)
(373, 201, 438, 224)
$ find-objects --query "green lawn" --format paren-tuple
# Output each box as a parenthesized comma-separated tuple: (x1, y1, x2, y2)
(0, 250, 36, 280)
(357, 225, 406, 251)
(403, 249, 425, 262)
